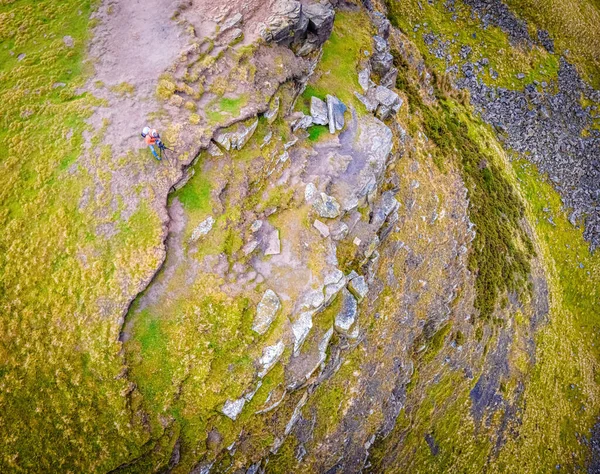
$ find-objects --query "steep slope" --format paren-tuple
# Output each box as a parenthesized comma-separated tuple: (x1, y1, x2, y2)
(1, 0, 599, 473)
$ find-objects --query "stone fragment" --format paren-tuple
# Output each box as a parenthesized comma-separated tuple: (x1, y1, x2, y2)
(292, 113, 313, 131)
(305, 182, 318, 202)
(261, 130, 273, 148)
(252, 290, 281, 335)
(374, 85, 402, 108)
(258, 341, 285, 377)
(348, 275, 368, 302)
(313, 219, 330, 238)
(190, 216, 215, 241)
(371, 35, 394, 76)
(251, 220, 263, 232)
(17, 53, 25, 61)
(310, 96, 329, 125)
(242, 240, 259, 256)
(354, 91, 379, 113)
(381, 67, 398, 88)
(300, 34, 322, 57)
(358, 68, 371, 92)
(330, 221, 349, 241)
(284, 136, 298, 149)
(222, 397, 245, 420)
(63, 35, 74, 48)
(313, 192, 341, 219)
(324, 270, 346, 302)
(292, 311, 314, 353)
(208, 141, 224, 156)
(264, 97, 280, 124)
(326, 95, 347, 134)
(334, 289, 358, 335)
(221, 12, 243, 32)
(299, 289, 325, 311)
(231, 118, 258, 150)
(264, 229, 281, 255)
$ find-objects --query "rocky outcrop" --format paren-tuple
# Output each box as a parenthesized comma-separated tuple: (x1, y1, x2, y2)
(259, 0, 335, 55)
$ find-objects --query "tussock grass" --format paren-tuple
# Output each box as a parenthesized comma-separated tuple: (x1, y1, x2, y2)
(0, 1, 166, 470)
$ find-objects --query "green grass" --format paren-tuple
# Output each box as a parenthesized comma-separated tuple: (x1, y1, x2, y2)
(206, 94, 249, 123)
(298, 10, 373, 112)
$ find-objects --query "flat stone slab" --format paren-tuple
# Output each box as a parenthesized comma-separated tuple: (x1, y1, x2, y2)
(311, 96, 329, 125)
(334, 288, 358, 335)
(326, 94, 347, 134)
(190, 216, 215, 242)
(348, 275, 368, 302)
(313, 219, 330, 238)
(222, 397, 245, 420)
(252, 289, 281, 335)
(258, 341, 285, 377)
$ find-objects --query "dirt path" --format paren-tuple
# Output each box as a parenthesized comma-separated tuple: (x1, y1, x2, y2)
(85, 0, 189, 154)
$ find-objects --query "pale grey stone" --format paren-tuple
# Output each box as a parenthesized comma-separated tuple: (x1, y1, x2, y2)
(305, 182, 318, 202)
(330, 221, 349, 241)
(324, 269, 346, 302)
(292, 310, 314, 353)
(208, 141, 223, 156)
(334, 289, 358, 335)
(221, 12, 243, 32)
(348, 275, 368, 302)
(243, 240, 259, 256)
(222, 397, 245, 420)
(261, 130, 273, 148)
(63, 35, 74, 48)
(310, 96, 329, 125)
(284, 136, 298, 150)
(303, 1, 335, 42)
(231, 118, 258, 150)
(190, 216, 215, 242)
(355, 91, 378, 113)
(258, 341, 285, 377)
(285, 392, 309, 436)
(264, 97, 280, 124)
(358, 68, 371, 92)
(260, 0, 302, 44)
(374, 85, 401, 108)
(299, 289, 325, 311)
(313, 192, 341, 219)
(313, 219, 330, 238)
(252, 289, 281, 334)
(251, 220, 263, 232)
(292, 113, 313, 131)
(326, 94, 347, 134)
(264, 229, 281, 255)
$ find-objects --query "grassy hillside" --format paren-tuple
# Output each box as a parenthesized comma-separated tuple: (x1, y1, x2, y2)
(0, 1, 159, 470)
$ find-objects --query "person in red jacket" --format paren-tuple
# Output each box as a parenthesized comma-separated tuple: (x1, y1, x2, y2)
(141, 126, 161, 160)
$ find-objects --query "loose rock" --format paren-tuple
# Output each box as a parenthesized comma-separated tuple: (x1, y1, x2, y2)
(310, 96, 329, 125)
(326, 95, 347, 134)
(334, 289, 358, 335)
(252, 289, 281, 334)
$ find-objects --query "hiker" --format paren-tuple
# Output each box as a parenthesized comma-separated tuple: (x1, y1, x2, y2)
(141, 126, 162, 160)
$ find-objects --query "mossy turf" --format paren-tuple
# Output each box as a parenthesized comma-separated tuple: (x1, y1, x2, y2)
(0, 0, 162, 471)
